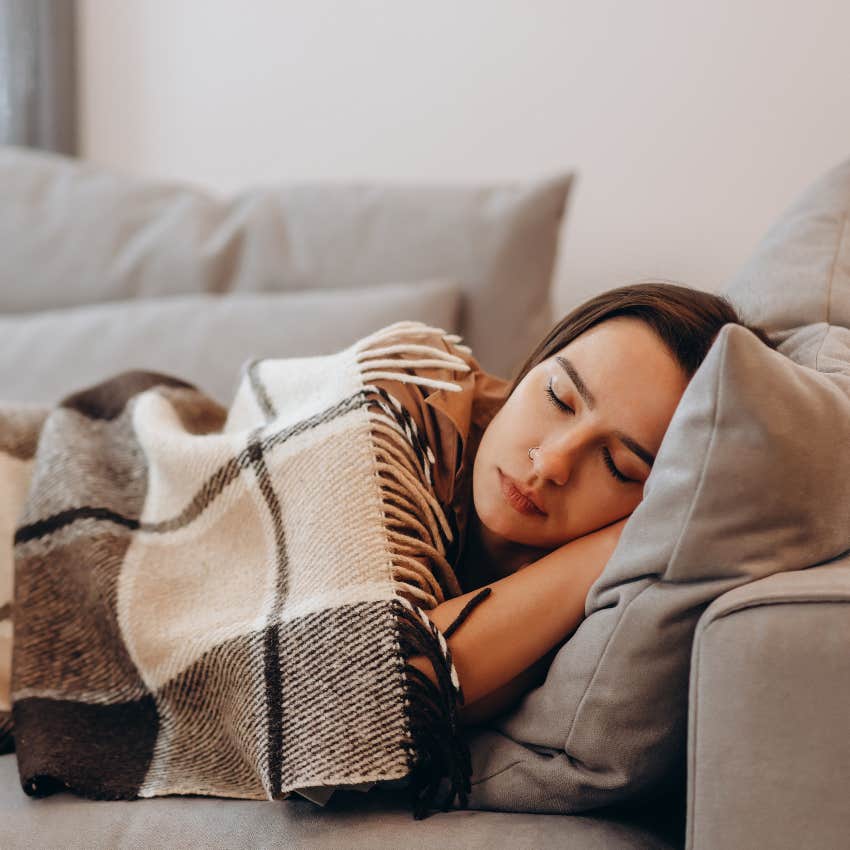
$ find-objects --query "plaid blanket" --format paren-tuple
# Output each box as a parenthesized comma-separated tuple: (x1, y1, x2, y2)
(0, 321, 488, 819)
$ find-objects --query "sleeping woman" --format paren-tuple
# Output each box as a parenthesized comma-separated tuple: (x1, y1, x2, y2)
(2, 278, 778, 813)
(402, 281, 777, 728)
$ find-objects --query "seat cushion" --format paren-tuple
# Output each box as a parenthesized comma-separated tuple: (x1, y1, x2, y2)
(0, 755, 680, 850)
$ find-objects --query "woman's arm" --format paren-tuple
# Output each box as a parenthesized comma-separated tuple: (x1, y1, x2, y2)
(408, 517, 627, 711)
(458, 644, 560, 727)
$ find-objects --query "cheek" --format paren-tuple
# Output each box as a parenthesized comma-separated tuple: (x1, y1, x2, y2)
(473, 413, 511, 497)
(513, 377, 541, 408)
(606, 486, 644, 523)
(473, 418, 499, 488)
(478, 406, 506, 453)
(478, 403, 527, 470)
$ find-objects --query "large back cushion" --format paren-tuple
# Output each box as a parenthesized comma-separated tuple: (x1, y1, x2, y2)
(0, 146, 572, 380)
(460, 155, 850, 815)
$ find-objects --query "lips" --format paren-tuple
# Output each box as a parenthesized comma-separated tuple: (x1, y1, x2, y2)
(499, 470, 546, 516)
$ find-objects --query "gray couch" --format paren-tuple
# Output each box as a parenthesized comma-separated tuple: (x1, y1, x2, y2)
(1, 147, 848, 849)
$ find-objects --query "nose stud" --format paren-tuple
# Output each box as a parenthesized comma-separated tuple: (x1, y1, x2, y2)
(528, 446, 539, 461)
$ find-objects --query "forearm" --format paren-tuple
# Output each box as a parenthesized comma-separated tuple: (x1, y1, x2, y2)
(409, 519, 625, 708)
(458, 645, 559, 726)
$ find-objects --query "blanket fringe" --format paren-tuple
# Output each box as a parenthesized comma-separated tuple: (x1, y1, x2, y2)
(0, 711, 13, 755)
(392, 588, 491, 819)
(354, 322, 471, 394)
(356, 323, 471, 606)
(354, 321, 491, 818)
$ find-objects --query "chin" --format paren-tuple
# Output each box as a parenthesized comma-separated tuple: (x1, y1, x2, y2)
(478, 501, 546, 548)
(473, 485, 510, 536)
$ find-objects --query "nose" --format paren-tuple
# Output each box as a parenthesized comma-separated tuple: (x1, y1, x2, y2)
(530, 435, 578, 487)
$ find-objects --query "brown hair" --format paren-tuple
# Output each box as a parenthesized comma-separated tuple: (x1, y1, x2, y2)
(508, 282, 778, 395)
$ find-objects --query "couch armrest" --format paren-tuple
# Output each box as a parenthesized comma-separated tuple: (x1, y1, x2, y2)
(686, 554, 850, 850)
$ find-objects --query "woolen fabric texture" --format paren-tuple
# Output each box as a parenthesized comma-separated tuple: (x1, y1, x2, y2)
(0, 321, 504, 820)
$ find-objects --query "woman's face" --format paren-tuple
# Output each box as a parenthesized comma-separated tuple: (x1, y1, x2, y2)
(472, 316, 690, 552)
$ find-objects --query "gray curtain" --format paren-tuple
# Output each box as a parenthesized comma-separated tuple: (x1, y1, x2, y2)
(0, 0, 76, 153)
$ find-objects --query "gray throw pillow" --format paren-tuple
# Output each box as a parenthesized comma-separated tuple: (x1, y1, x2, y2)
(0, 280, 460, 406)
(0, 145, 572, 379)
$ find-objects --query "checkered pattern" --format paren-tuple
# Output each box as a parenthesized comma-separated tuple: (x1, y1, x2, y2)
(0, 322, 476, 818)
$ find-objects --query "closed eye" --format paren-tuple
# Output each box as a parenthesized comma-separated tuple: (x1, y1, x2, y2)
(545, 378, 573, 413)
(545, 377, 636, 485)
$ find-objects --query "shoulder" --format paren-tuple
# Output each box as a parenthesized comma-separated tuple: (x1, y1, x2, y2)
(353, 323, 512, 597)
(354, 321, 509, 486)
(353, 323, 470, 498)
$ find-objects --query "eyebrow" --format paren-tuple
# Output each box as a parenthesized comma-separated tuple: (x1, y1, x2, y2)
(554, 355, 657, 468)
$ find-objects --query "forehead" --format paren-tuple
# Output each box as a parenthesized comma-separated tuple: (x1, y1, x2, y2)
(550, 317, 677, 377)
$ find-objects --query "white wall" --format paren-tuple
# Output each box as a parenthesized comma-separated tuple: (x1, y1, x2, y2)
(77, 0, 850, 317)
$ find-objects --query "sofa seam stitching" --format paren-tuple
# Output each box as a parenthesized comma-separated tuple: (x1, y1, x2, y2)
(700, 591, 850, 622)
(812, 314, 832, 374)
(687, 614, 702, 849)
(470, 758, 525, 787)
(824, 202, 850, 325)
